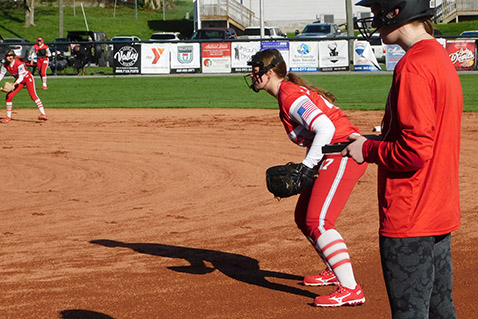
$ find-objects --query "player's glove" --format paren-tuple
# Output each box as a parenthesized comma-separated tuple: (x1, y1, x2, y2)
(266, 162, 318, 198)
(1, 82, 15, 93)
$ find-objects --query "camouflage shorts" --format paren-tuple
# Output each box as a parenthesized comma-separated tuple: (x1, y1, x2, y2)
(379, 234, 457, 319)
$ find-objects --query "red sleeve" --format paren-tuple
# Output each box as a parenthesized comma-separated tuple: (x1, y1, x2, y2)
(363, 72, 435, 171)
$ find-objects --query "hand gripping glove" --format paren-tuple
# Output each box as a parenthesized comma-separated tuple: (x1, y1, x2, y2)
(266, 162, 318, 198)
(1, 82, 15, 93)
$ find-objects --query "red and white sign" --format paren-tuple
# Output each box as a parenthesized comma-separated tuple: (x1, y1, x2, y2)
(446, 40, 476, 70)
(201, 42, 231, 73)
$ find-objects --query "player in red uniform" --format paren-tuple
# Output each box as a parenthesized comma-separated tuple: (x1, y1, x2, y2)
(0, 50, 48, 123)
(344, 0, 462, 317)
(30, 37, 51, 89)
(245, 49, 367, 307)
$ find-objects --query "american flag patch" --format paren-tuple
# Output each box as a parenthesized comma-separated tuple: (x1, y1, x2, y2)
(297, 100, 317, 120)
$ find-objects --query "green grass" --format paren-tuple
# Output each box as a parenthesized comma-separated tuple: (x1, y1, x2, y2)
(4, 73, 477, 111)
(434, 21, 478, 36)
(0, 2, 194, 41)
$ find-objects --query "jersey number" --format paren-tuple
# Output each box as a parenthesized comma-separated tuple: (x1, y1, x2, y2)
(319, 158, 334, 171)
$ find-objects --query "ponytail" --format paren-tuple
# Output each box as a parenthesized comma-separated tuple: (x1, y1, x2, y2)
(285, 72, 337, 104)
(256, 49, 337, 104)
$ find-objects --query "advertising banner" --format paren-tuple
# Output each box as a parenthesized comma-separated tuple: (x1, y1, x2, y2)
(446, 39, 476, 71)
(231, 42, 261, 72)
(141, 43, 171, 74)
(385, 44, 406, 71)
(201, 42, 231, 73)
(289, 42, 319, 72)
(261, 41, 290, 66)
(318, 40, 349, 71)
(354, 40, 381, 71)
(112, 44, 141, 74)
(170, 43, 201, 73)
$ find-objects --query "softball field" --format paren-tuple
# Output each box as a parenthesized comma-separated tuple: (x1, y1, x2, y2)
(1, 108, 476, 318)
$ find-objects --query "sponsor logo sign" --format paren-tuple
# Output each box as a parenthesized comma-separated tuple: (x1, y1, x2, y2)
(446, 39, 476, 70)
(113, 45, 141, 74)
(231, 42, 261, 72)
(261, 41, 289, 66)
(141, 43, 171, 74)
(318, 40, 349, 71)
(201, 42, 231, 73)
(385, 44, 405, 71)
(171, 43, 201, 73)
(354, 40, 381, 71)
(289, 42, 319, 72)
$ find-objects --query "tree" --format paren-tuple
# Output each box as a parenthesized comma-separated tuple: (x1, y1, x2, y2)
(144, 0, 162, 11)
(24, 0, 35, 27)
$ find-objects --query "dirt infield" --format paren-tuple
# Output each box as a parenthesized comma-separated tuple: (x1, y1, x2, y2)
(1, 108, 476, 319)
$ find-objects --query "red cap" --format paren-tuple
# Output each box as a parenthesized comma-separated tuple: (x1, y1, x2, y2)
(37, 37, 44, 42)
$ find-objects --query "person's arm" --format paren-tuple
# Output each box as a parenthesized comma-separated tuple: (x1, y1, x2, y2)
(0, 65, 6, 82)
(14, 64, 28, 85)
(363, 72, 435, 171)
(288, 96, 335, 168)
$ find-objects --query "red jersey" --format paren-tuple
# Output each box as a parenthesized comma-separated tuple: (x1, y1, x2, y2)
(362, 39, 462, 237)
(277, 81, 360, 147)
(33, 43, 51, 58)
(0, 58, 32, 84)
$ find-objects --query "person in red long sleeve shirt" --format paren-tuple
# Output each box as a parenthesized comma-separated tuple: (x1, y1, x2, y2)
(0, 50, 48, 123)
(344, 0, 462, 318)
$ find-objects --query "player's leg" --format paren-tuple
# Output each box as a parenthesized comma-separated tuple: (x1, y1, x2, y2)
(380, 235, 436, 319)
(295, 188, 339, 286)
(25, 77, 47, 120)
(429, 234, 457, 319)
(309, 156, 366, 286)
(40, 59, 48, 89)
(295, 155, 367, 306)
(1, 84, 23, 122)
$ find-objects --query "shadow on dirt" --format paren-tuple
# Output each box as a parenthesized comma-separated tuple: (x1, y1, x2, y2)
(59, 309, 116, 319)
(90, 239, 316, 298)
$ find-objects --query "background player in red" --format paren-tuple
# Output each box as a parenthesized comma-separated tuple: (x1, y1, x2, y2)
(344, 0, 462, 317)
(0, 50, 48, 123)
(246, 49, 367, 307)
(30, 37, 51, 90)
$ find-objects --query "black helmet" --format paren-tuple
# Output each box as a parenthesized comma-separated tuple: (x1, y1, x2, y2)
(5, 50, 16, 57)
(244, 49, 284, 93)
(355, 0, 435, 40)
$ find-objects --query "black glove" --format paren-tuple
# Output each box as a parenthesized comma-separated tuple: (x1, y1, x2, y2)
(266, 162, 318, 198)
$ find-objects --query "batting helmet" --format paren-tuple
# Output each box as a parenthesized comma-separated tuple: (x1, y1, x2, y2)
(355, 0, 435, 40)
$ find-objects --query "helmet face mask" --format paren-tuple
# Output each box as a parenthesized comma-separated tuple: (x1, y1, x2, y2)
(244, 60, 266, 93)
(244, 49, 284, 93)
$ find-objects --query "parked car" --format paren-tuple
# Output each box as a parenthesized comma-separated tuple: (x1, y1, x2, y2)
(460, 30, 478, 38)
(295, 23, 341, 39)
(238, 26, 287, 39)
(150, 32, 182, 41)
(109, 36, 141, 51)
(191, 28, 237, 40)
(1, 38, 32, 60)
(108, 36, 141, 66)
(66, 31, 108, 66)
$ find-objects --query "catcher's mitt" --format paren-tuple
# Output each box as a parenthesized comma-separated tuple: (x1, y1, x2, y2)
(266, 162, 318, 198)
(1, 82, 15, 93)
